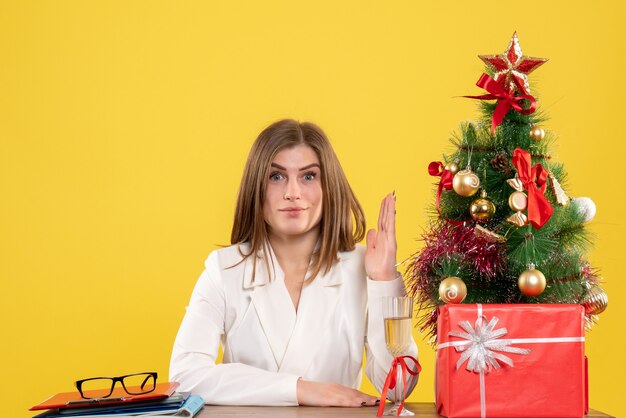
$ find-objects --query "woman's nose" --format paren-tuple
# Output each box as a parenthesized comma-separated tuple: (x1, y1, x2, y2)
(283, 178, 301, 200)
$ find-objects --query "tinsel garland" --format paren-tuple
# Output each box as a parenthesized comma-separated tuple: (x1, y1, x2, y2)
(407, 220, 602, 340)
(406, 221, 508, 341)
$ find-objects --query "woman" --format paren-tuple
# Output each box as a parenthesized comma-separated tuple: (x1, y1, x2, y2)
(169, 119, 418, 407)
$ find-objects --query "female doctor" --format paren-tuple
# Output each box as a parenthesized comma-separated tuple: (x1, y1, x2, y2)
(169, 119, 418, 407)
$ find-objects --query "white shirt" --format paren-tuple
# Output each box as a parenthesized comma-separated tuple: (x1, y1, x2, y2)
(169, 243, 418, 405)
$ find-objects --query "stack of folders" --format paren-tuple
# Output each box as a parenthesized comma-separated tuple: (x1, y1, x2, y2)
(30, 382, 204, 418)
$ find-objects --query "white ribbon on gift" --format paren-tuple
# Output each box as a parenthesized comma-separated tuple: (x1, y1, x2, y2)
(437, 304, 585, 418)
(445, 312, 531, 373)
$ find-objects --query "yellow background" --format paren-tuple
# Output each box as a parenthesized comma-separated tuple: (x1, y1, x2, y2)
(1, 1, 624, 417)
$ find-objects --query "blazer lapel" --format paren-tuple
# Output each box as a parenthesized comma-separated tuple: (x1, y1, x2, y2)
(278, 260, 343, 375)
(247, 248, 296, 369)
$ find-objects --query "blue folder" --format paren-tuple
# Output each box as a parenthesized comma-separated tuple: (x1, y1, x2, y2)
(33, 394, 204, 418)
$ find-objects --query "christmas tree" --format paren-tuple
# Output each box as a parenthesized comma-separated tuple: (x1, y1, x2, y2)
(408, 32, 608, 342)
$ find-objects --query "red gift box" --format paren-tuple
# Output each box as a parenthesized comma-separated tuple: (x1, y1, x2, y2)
(436, 304, 586, 418)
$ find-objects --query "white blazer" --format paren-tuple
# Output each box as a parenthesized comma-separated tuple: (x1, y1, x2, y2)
(169, 243, 418, 406)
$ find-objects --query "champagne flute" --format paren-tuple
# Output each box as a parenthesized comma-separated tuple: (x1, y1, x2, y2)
(382, 296, 414, 416)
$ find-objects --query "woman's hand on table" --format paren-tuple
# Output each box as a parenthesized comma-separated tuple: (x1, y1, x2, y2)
(296, 379, 379, 407)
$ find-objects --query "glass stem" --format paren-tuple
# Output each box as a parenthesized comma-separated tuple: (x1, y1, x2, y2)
(394, 367, 403, 407)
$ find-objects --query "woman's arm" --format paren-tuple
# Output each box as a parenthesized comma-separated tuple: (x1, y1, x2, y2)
(363, 193, 419, 396)
(363, 277, 419, 396)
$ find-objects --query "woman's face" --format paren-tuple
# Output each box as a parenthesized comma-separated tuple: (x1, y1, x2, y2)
(263, 144, 323, 241)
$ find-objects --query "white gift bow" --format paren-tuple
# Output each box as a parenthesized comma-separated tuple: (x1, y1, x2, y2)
(449, 315, 531, 373)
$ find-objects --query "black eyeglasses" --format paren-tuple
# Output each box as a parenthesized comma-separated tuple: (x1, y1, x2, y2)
(75, 372, 158, 399)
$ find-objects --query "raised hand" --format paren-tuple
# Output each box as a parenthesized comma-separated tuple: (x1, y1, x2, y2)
(364, 193, 398, 281)
(296, 379, 379, 407)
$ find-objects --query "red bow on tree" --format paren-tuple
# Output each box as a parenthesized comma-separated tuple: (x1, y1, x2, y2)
(512, 148, 553, 229)
(428, 162, 468, 226)
(428, 161, 453, 214)
(465, 73, 537, 134)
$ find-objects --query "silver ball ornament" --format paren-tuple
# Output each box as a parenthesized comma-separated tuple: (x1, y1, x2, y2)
(572, 197, 596, 222)
(582, 285, 608, 315)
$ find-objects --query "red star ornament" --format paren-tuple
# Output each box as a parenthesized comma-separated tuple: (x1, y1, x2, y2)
(479, 32, 548, 95)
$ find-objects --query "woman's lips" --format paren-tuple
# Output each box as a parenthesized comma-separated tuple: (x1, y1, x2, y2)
(280, 207, 307, 216)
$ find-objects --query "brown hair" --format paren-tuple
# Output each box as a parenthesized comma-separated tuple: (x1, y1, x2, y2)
(230, 119, 366, 281)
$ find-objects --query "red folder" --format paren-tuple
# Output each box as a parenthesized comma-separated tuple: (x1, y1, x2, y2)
(30, 382, 180, 411)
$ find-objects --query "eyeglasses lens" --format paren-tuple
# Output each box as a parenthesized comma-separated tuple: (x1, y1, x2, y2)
(79, 378, 115, 399)
(122, 373, 157, 394)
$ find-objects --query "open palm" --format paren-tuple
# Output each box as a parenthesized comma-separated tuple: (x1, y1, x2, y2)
(364, 193, 397, 281)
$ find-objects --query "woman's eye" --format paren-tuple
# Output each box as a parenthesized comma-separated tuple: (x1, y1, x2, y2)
(303, 172, 317, 181)
(269, 172, 284, 181)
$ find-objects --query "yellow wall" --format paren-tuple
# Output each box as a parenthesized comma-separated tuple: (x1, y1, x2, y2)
(2, 1, 623, 417)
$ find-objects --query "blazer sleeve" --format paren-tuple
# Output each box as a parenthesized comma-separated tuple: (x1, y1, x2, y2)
(364, 276, 419, 397)
(169, 251, 301, 406)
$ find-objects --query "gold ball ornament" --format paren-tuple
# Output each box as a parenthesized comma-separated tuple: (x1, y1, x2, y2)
(438, 276, 467, 304)
(445, 161, 460, 175)
(518, 267, 547, 296)
(452, 169, 480, 197)
(581, 285, 608, 315)
(529, 125, 545, 141)
(470, 191, 496, 221)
